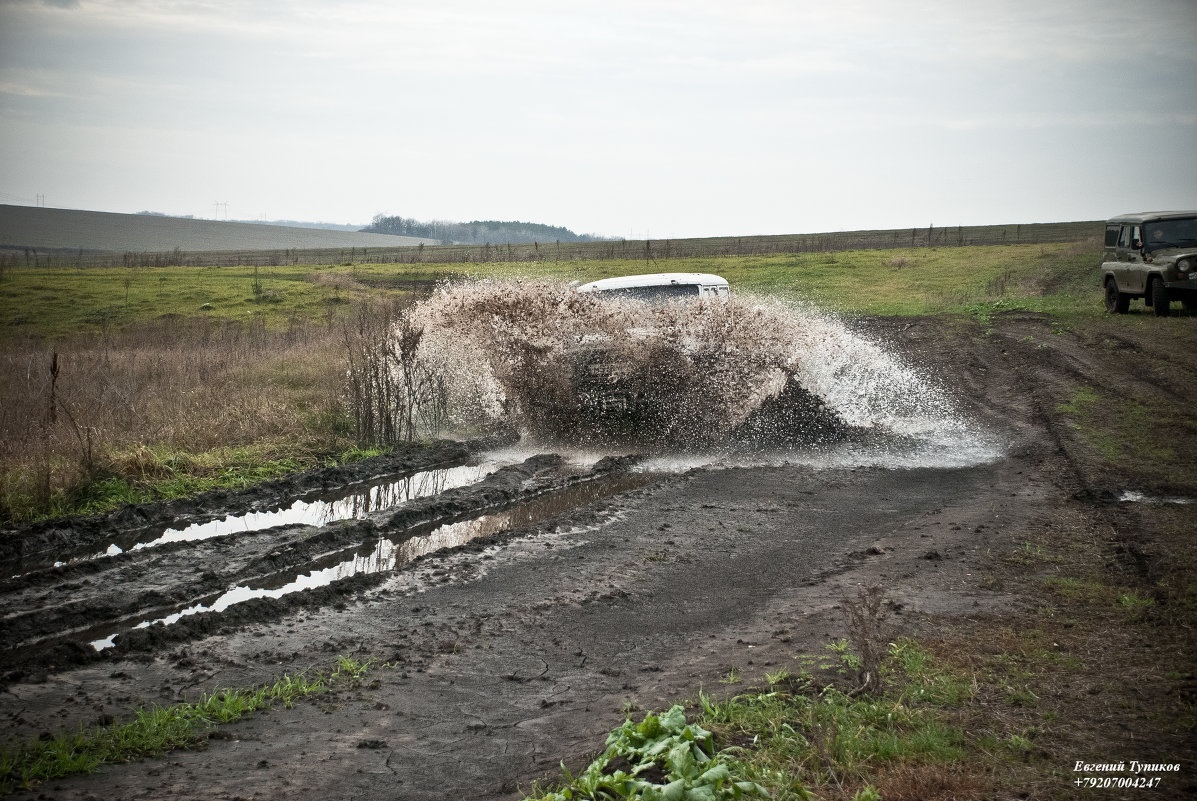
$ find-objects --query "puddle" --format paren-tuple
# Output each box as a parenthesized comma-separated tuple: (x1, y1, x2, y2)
(90, 472, 654, 650)
(1118, 490, 1193, 505)
(130, 463, 503, 549)
(633, 436, 1003, 473)
(48, 461, 508, 570)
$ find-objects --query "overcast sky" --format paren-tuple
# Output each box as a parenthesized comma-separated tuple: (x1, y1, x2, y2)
(1, 0, 1195, 239)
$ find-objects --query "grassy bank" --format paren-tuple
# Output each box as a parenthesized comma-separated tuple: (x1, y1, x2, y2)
(0, 656, 373, 793)
(0, 314, 357, 523)
(525, 536, 1195, 801)
(525, 635, 979, 801)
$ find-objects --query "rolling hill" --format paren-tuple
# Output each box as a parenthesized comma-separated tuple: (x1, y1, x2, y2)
(0, 205, 435, 253)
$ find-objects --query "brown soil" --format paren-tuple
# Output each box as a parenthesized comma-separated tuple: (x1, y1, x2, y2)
(1, 311, 1193, 800)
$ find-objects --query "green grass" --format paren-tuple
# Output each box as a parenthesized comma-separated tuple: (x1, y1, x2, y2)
(526, 640, 978, 801)
(1043, 577, 1159, 618)
(1055, 384, 1194, 483)
(1043, 576, 1118, 604)
(0, 656, 372, 792)
(0, 263, 446, 339)
(1, 242, 1105, 340)
(407, 242, 1103, 318)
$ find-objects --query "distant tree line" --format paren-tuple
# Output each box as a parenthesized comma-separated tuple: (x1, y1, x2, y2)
(361, 214, 614, 245)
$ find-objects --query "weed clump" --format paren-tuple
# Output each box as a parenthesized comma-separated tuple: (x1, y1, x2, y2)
(842, 585, 889, 697)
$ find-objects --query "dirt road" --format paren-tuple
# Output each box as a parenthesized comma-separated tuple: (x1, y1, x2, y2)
(2, 311, 1193, 800)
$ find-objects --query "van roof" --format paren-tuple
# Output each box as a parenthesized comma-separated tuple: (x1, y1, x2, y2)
(1106, 211, 1197, 224)
(577, 273, 728, 293)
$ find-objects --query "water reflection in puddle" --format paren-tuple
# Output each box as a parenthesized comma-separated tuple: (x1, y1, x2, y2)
(63, 462, 504, 567)
(1118, 490, 1193, 505)
(91, 473, 653, 650)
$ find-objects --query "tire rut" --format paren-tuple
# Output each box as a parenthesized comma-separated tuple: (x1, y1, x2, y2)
(0, 449, 641, 679)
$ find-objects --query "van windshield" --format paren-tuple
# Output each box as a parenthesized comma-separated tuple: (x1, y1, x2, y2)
(594, 284, 702, 303)
(1141, 217, 1197, 252)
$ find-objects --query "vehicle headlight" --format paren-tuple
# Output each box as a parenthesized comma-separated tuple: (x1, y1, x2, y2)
(1178, 258, 1192, 273)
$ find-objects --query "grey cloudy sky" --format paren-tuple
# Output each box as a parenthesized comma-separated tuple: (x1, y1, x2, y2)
(1, 0, 1195, 238)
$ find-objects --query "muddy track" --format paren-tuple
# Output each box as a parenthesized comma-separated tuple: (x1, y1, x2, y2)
(0, 447, 642, 680)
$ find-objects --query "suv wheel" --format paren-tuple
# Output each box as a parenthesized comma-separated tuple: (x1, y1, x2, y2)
(1150, 278, 1171, 317)
(1105, 279, 1130, 314)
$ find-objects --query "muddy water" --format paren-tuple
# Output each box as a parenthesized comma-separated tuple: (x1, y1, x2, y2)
(411, 280, 998, 461)
(88, 472, 653, 651)
(50, 462, 508, 569)
(1118, 490, 1194, 505)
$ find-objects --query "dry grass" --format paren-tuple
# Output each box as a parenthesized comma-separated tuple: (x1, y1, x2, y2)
(307, 271, 369, 292)
(0, 314, 351, 522)
(872, 764, 988, 800)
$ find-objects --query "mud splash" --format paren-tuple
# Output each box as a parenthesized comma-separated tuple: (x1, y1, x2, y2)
(408, 279, 994, 459)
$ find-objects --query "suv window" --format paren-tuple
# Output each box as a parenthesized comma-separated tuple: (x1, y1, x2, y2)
(1118, 224, 1142, 250)
(1104, 225, 1120, 247)
(1141, 217, 1197, 252)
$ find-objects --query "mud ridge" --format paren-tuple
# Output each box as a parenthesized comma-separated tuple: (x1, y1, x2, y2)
(0, 437, 514, 566)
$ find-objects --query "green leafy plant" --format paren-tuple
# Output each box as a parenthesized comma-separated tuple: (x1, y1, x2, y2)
(531, 706, 768, 801)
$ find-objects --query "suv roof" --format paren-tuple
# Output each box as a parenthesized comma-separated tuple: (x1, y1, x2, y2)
(1106, 211, 1197, 224)
(577, 273, 728, 293)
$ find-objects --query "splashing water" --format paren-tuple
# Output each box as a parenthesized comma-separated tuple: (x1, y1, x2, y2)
(404, 278, 997, 465)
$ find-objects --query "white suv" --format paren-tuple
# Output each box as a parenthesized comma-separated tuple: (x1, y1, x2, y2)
(572, 273, 730, 418)
(577, 272, 730, 303)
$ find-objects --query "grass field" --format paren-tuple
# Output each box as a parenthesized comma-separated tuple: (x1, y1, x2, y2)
(1, 240, 1104, 341)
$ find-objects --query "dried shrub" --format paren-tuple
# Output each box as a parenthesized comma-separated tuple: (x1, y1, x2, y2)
(341, 298, 447, 447)
(842, 585, 889, 697)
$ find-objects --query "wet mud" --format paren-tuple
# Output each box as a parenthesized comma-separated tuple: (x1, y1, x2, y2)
(0, 446, 639, 679)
